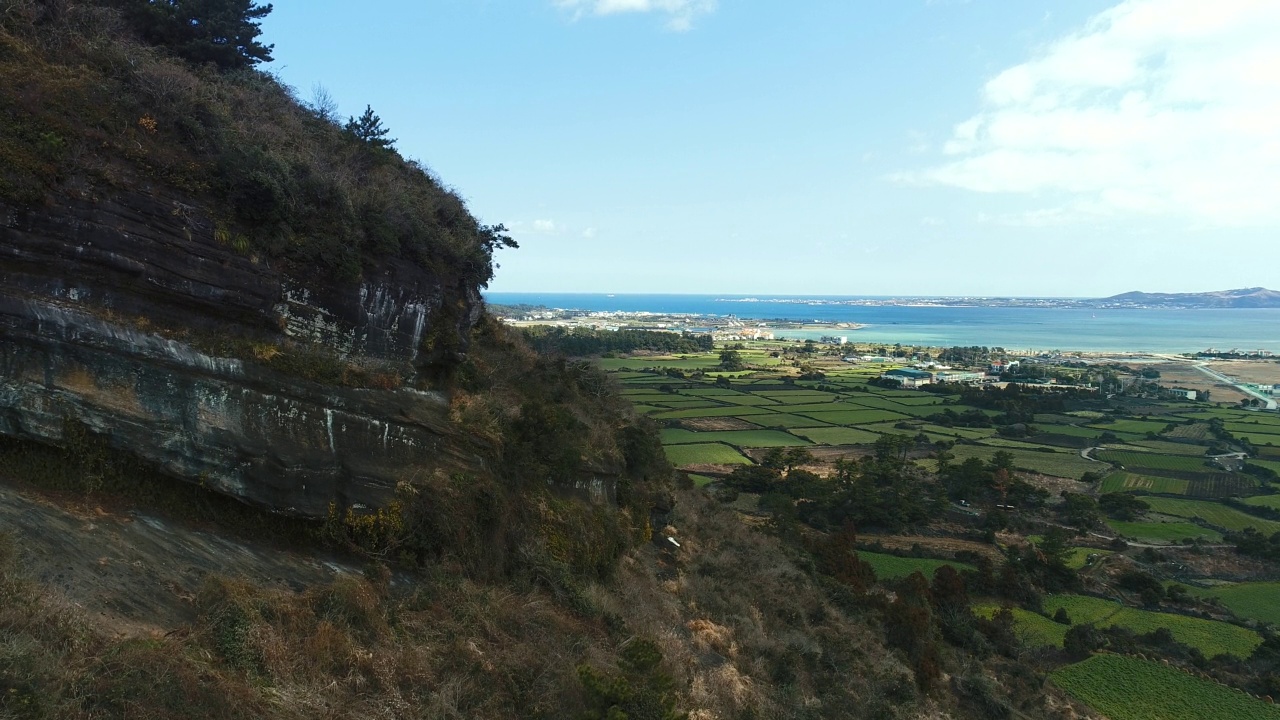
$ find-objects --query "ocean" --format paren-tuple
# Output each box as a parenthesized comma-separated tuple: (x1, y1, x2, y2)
(483, 293, 1280, 354)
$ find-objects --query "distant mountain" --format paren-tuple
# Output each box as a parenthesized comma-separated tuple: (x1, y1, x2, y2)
(1095, 287, 1280, 308)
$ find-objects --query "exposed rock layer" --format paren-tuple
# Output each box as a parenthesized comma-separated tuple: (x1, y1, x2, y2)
(0, 188, 491, 516)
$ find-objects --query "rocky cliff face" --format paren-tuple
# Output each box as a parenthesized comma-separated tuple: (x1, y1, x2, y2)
(0, 186, 492, 516)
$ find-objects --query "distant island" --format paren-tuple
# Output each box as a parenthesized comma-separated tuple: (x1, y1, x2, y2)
(711, 287, 1280, 309)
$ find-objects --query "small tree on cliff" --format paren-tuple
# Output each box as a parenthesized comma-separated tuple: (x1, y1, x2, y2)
(345, 105, 397, 149)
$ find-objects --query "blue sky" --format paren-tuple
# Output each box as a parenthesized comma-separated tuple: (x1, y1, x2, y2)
(263, 1, 1280, 297)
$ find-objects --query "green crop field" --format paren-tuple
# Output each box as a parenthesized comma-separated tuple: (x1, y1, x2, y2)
(660, 428, 809, 448)
(1164, 423, 1213, 440)
(1130, 440, 1215, 456)
(1039, 424, 1106, 438)
(745, 413, 831, 428)
(707, 394, 780, 406)
(919, 424, 996, 440)
(973, 605, 1068, 648)
(1248, 458, 1280, 474)
(752, 391, 840, 403)
(650, 399, 729, 409)
(1042, 595, 1261, 658)
(1243, 495, 1280, 510)
(1107, 520, 1222, 543)
(792, 426, 882, 445)
(1089, 419, 1177, 435)
(1186, 582, 1280, 626)
(1052, 654, 1280, 720)
(652, 406, 779, 419)
(798, 409, 912, 425)
(1096, 450, 1212, 473)
(686, 473, 715, 487)
(946, 445, 1101, 479)
(1100, 472, 1190, 495)
(1142, 497, 1280, 534)
(631, 405, 663, 415)
(663, 443, 751, 466)
(856, 551, 974, 580)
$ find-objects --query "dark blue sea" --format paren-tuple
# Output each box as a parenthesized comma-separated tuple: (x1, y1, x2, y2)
(483, 293, 1280, 353)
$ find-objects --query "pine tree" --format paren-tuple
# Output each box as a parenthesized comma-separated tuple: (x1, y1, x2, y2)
(345, 106, 396, 149)
(115, 0, 275, 70)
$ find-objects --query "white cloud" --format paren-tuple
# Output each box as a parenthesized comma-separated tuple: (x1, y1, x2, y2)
(510, 219, 560, 235)
(555, 0, 716, 31)
(916, 0, 1280, 226)
(582, 227, 598, 239)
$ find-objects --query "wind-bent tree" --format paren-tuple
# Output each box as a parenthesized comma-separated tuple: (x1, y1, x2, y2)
(114, 0, 275, 70)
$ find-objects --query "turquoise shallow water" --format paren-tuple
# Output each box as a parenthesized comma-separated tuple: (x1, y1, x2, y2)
(484, 293, 1280, 353)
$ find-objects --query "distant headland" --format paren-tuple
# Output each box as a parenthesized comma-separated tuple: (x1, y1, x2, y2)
(706, 287, 1280, 309)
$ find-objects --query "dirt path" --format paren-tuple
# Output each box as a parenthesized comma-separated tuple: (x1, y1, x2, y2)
(0, 482, 356, 637)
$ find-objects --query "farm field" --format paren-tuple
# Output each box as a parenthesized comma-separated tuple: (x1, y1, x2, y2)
(1052, 654, 1280, 720)
(855, 551, 974, 580)
(1100, 472, 1190, 495)
(791, 426, 883, 446)
(659, 428, 810, 448)
(795, 409, 911, 425)
(946, 444, 1100, 479)
(744, 413, 830, 428)
(1089, 419, 1177, 435)
(1243, 494, 1280, 510)
(1095, 450, 1212, 473)
(1041, 595, 1261, 659)
(1142, 497, 1280, 534)
(663, 443, 752, 467)
(1107, 520, 1223, 543)
(1186, 582, 1280, 626)
(974, 605, 1068, 647)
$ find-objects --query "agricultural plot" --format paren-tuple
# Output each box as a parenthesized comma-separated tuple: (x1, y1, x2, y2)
(1247, 458, 1280, 474)
(856, 551, 974, 580)
(1100, 472, 1190, 495)
(1042, 595, 1261, 658)
(1243, 495, 1280, 510)
(1052, 654, 1280, 720)
(1130, 440, 1214, 456)
(1186, 581, 1280, 626)
(919, 424, 997, 440)
(798, 409, 911, 425)
(663, 443, 751, 466)
(659, 428, 809, 448)
(973, 605, 1067, 648)
(946, 445, 1100, 479)
(745, 413, 831, 429)
(1095, 451, 1212, 473)
(751, 391, 840, 404)
(1234, 432, 1280, 448)
(1164, 423, 1212, 441)
(1107, 520, 1222, 544)
(1185, 475, 1260, 498)
(709, 394, 781, 406)
(1142, 497, 1280, 534)
(792, 427, 882, 446)
(652, 406, 778, 420)
(686, 473, 715, 487)
(1089, 419, 1177, 435)
(1038, 424, 1106, 438)
(649, 399, 729, 409)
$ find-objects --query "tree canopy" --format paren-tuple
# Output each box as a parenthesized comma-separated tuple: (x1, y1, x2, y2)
(345, 105, 397, 149)
(114, 0, 275, 70)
